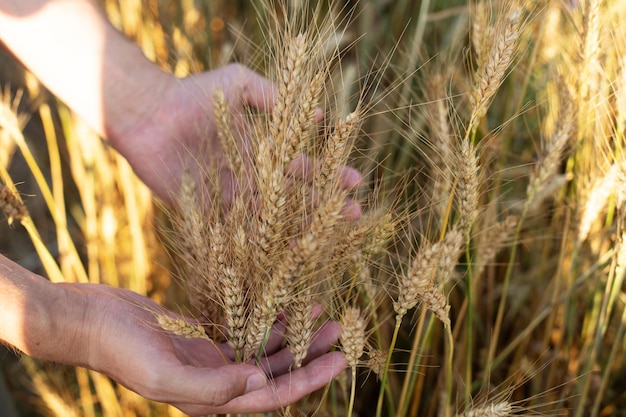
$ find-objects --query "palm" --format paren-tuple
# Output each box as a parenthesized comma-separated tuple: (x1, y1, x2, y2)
(71, 283, 345, 416)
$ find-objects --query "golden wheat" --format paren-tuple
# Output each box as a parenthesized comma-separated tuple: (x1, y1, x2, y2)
(0, 184, 27, 225)
(340, 307, 366, 368)
(471, 3, 523, 126)
(213, 88, 243, 179)
(455, 401, 512, 417)
(394, 228, 464, 326)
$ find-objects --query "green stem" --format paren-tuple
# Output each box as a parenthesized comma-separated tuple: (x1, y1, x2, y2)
(376, 316, 402, 417)
(347, 367, 357, 417)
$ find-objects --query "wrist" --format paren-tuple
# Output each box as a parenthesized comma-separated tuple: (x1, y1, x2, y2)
(32, 283, 91, 367)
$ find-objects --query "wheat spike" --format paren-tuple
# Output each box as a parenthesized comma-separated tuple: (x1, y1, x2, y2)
(455, 138, 480, 234)
(471, 4, 522, 126)
(155, 313, 211, 341)
(0, 87, 23, 171)
(578, 162, 621, 242)
(271, 33, 308, 160)
(0, 184, 27, 225)
(475, 216, 518, 278)
(578, 0, 601, 102)
(285, 291, 314, 369)
(425, 84, 455, 220)
(455, 401, 512, 417)
(367, 348, 387, 377)
(255, 138, 288, 271)
(471, 1, 491, 70)
(213, 88, 243, 179)
(340, 307, 366, 368)
(316, 111, 361, 198)
(526, 80, 575, 205)
(221, 266, 247, 354)
(394, 229, 464, 326)
(285, 68, 326, 160)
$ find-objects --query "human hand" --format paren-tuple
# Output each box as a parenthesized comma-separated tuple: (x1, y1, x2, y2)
(112, 63, 362, 218)
(59, 283, 346, 416)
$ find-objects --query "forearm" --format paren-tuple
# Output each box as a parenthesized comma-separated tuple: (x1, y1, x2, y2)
(0, 0, 172, 146)
(0, 254, 88, 366)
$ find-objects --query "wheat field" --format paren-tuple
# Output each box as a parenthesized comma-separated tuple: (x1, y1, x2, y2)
(2, 0, 626, 416)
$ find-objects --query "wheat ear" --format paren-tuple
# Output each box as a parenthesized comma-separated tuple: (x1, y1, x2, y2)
(316, 111, 361, 199)
(394, 228, 464, 326)
(455, 138, 480, 234)
(341, 306, 367, 417)
(0, 184, 27, 225)
(285, 290, 314, 369)
(526, 80, 575, 206)
(0, 87, 23, 170)
(271, 33, 308, 160)
(470, 4, 522, 126)
(213, 88, 243, 178)
(455, 402, 512, 417)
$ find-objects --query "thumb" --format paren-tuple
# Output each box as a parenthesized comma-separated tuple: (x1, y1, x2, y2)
(238, 67, 277, 112)
(159, 364, 267, 407)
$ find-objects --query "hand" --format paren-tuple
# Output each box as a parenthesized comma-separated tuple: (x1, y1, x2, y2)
(60, 283, 347, 416)
(114, 63, 362, 218)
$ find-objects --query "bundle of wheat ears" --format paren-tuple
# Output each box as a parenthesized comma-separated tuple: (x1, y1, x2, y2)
(164, 25, 392, 368)
(158, 0, 524, 398)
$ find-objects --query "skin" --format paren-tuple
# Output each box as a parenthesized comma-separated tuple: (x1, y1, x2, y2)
(0, 0, 360, 414)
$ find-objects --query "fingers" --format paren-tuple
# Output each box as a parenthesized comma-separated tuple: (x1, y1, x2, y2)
(286, 156, 362, 190)
(258, 321, 342, 377)
(233, 64, 278, 112)
(206, 351, 348, 414)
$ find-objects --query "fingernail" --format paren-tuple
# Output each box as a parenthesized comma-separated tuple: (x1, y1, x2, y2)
(245, 373, 267, 393)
